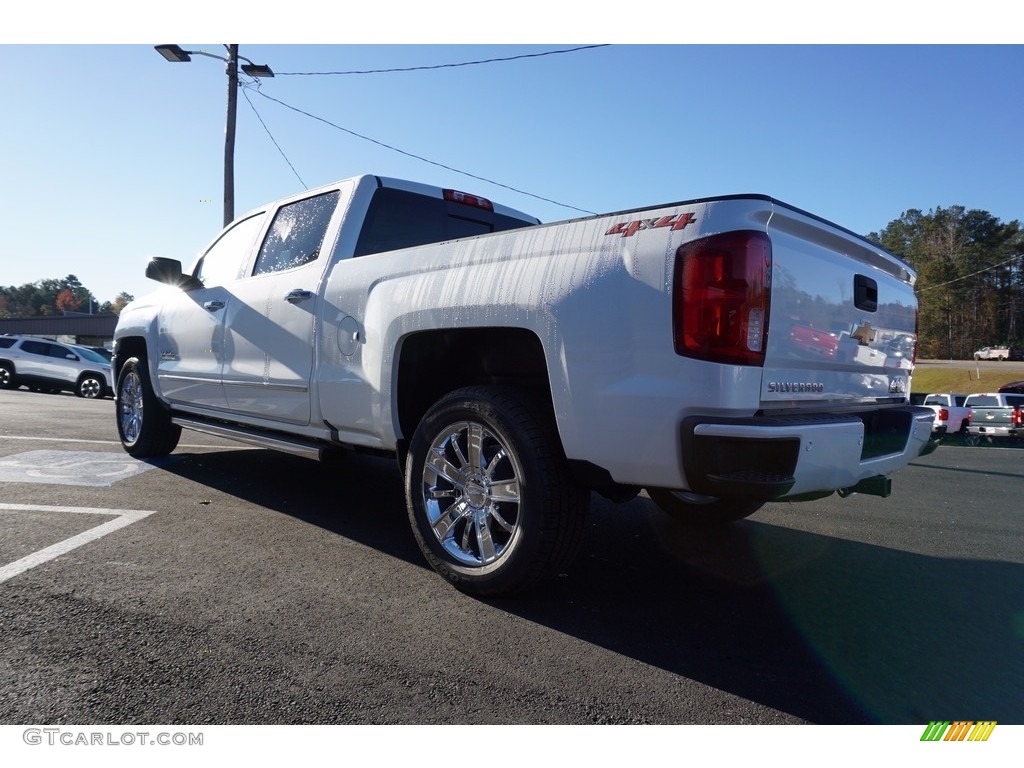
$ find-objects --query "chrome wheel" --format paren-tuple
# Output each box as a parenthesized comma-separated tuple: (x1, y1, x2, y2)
(114, 357, 180, 457)
(407, 386, 589, 595)
(118, 369, 144, 444)
(422, 420, 523, 567)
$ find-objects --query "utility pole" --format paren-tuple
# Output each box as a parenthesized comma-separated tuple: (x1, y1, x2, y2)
(154, 44, 274, 228)
(224, 45, 238, 227)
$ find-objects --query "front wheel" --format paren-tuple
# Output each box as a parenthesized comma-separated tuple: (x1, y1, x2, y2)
(116, 357, 181, 457)
(405, 386, 589, 596)
(0, 362, 17, 390)
(646, 488, 763, 526)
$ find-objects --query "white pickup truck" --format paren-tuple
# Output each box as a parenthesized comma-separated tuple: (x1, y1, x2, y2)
(973, 346, 1011, 361)
(113, 175, 933, 595)
(921, 393, 972, 438)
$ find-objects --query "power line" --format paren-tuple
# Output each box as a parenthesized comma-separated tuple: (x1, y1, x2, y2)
(274, 45, 609, 76)
(251, 89, 598, 216)
(917, 253, 1023, 292)
(241, 84, 308, 190)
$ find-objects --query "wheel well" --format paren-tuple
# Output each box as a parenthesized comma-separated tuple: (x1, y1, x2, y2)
(395, 328, 552, 448)
(113, 337, 147, 384)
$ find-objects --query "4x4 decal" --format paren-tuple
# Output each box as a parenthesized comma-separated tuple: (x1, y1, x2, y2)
(605, 212, 696, 238)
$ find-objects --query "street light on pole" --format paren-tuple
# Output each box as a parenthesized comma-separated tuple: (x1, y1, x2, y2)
(154, 44, 274, 227)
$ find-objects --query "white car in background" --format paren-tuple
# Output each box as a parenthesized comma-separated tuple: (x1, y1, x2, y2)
(0, 335, 113, 398)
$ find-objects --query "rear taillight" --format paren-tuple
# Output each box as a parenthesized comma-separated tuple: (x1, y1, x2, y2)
(938, 408, 949, 422)
(967, 409, 973, 425)
(1013, 408, 1023, 428)
(673, 230, 771, 366)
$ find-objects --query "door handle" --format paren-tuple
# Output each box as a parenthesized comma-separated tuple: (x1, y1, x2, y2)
(285, 289, 314, 303)
(203, 300, 225, 312)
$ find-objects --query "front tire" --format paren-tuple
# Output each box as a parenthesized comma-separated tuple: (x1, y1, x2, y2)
(116, 357, 181, 457)
(405, 386, 589, 596)
(646, 488, 763, 525)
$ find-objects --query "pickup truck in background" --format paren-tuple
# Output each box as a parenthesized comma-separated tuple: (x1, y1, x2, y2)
(921, 393, 971, 439)
(973, 346, 1012, 361)
(113, 175, 933, 595)
(963, 393, 1024, 444)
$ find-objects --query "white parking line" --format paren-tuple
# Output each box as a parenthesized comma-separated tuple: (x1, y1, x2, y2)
(0, 503, 156, 584)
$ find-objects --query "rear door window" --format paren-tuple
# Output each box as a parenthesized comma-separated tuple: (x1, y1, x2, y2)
(252, 191, 340, 276)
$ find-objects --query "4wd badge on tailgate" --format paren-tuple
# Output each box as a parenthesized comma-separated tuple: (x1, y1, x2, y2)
(605, 212, 696, 237)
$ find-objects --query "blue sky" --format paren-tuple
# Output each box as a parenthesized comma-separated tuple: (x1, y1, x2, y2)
(2, 38, 1022, 305)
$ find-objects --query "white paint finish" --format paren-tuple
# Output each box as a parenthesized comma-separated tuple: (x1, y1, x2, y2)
(0, 503, 156, 584)
(118, 174, 927, 495)
(153, 285, 230, 409)
(221, 264, 319, 424)
(0, 450, 161, 487)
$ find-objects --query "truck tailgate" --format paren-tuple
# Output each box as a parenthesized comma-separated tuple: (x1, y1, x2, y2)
(761, 204, 916, 409)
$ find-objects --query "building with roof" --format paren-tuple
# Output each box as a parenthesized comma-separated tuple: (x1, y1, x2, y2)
(0, 314, 118, 348)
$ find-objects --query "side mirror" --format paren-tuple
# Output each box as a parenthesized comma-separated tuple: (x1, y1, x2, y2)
(146, 257, 202, 290)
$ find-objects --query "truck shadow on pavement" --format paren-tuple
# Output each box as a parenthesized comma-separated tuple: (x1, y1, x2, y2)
(529, 501, 1024, 725)
(158, 448, 1024, 726)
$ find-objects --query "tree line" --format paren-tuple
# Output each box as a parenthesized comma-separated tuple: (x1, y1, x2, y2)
(869, 207, 1023, 359)
(0, 275, 134, 318)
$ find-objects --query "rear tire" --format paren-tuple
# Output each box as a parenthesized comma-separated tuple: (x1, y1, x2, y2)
(76, 373, 106, 399)
(646, 488, 763, 525)
(116, 357, 181, 457)
(405, 386, 589, 596)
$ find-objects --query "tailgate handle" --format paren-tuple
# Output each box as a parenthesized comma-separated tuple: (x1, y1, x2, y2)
(854, 274, 878, 312)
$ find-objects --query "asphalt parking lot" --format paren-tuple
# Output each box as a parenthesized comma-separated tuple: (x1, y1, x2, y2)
(0, 388, 1022, 725)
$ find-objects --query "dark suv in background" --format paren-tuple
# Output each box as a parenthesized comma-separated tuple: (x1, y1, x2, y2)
(0, 335, 113, 398)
